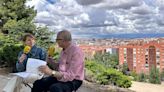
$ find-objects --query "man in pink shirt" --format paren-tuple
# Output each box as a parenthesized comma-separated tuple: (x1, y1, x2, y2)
(32, 30, 84, 92)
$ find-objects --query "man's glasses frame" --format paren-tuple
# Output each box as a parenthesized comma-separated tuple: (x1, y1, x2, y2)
(56, 39, 63, 41)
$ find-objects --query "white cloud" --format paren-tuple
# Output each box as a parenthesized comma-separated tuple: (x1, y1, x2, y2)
(90, 0, 142, 9)
(26, 0, 164, 38)
(76, 0, 104, 5)
(131, 2, 155, 15)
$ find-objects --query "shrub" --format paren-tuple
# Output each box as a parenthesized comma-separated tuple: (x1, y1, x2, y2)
(93, 53, 119, 69)
(85, 60, 132, 88)
(119, 62, 129, 75)
(149, 66, 161, 84)
(97, 68, 132, 88)
(137, 72, 147, 82)
(130, 71, 138, 81)
(84, 68, 97, 83)
(85, 60, 106, 74)
(160, 70, 164, 81)
(0, 44, 23, 67)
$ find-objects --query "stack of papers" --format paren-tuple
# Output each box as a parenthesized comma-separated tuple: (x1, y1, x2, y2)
(12, 58, 47, 79)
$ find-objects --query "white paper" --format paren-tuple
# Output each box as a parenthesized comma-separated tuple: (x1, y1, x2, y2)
(12, 58, 47, 79)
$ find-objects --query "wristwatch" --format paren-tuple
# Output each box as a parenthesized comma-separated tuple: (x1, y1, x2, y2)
(51, 70, 56, 76)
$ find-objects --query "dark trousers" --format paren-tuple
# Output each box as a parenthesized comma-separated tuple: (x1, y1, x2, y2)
(32, 76, 82, 92)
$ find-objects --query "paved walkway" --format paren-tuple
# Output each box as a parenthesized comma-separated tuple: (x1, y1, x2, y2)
(129, 81, 164, 92)
(0, 75, 11, 92)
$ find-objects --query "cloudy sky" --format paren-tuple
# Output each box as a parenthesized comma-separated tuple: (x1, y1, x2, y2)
(26, 0, 164, 38)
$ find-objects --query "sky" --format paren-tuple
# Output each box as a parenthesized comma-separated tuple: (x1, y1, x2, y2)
(26, 0, 164, 38)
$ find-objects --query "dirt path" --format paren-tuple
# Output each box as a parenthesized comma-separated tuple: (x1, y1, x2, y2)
(129, 81, 164, 92)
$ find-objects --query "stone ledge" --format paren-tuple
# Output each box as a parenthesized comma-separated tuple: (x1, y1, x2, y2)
(77, 80, 135, 92)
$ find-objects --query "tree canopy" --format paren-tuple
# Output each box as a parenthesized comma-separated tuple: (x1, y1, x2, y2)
(0, 0, 54, 48)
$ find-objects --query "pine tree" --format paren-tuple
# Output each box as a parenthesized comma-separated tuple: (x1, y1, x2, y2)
(0, 0, 54, 68)
(0, 0, 54, 48)
(0, 0, 36, 34)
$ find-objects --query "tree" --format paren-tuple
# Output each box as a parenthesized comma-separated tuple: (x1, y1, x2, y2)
(93, 53, 119, 69)
(119, 62, 129, 75)
(34, 26, 55, 49)
(0, 0, 36, 34)
(0, 0, 54, 48)
(0, 0, 54, 68)
(149, 66, 161, 84)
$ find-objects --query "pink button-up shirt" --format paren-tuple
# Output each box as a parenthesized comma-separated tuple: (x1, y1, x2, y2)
(58, 43, 84, 82)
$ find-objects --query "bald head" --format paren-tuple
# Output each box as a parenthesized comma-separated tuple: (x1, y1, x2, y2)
(57, 29, 72, 41)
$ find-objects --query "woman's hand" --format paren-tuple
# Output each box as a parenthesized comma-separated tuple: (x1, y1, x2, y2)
(19, 54, 27, 63)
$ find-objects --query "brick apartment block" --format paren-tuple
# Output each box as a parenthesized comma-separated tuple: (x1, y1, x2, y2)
(119, 38, 164, 74)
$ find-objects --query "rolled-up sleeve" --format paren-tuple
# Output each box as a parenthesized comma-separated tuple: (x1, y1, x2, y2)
(16, 62, 25, 72)
(16, 51, 26, 72)
(39, 49, 47, 61)
(58, 50, 84, 82)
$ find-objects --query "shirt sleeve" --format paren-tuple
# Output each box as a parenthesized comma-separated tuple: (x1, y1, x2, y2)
(16, 51, 26, 72)
(58, 50, 84, 82)
(39, 48, 47, 61)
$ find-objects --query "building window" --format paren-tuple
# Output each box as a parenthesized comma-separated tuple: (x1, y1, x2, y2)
(145, 58, 148, 60)
(156, 56, 160, 59)
(145, 64, 149, 68)
(156, 48, 160, 52)
(146, 48, 148, 52)
(124, 48, 127, 54)
(145, 61, 149, 68)
(157, 62, 160, 65)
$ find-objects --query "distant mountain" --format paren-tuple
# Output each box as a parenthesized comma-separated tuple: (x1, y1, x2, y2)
(91, 33, 164, 39)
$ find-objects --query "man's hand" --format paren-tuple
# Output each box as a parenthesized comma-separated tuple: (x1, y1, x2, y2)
(46, 57, 59, 70)
(39, 65, 63, 79)
(39, 65, 52, 76)
(46, 57, 54, 64)
(19, 54, 26, 63)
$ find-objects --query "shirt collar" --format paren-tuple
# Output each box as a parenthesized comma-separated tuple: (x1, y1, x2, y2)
(31, 45, 37, 51)
(63, 43, 73, 54)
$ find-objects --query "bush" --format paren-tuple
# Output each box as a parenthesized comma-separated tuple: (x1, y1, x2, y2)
(97, 68, 132, 88)
(137, 72, 147, 82)
(130, 71, 138, 81)
(149, 66, 161, 84)
(85, 60, 106, 74)
(0, 44, 23, 67)
(85, 60, 132, 88)
(160, 70, 164, 81)
(93, 53, 119, 69)
(119, 62, 129, 75)
(84, 68, 97, 83)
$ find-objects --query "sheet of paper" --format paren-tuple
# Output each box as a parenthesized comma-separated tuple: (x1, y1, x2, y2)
(11, 72, 31, 78)
(26, 58, 47, 74)
(12, 58, 47, 79)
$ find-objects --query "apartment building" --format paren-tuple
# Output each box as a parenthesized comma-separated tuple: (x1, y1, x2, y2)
(119, 38, 164, 74)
